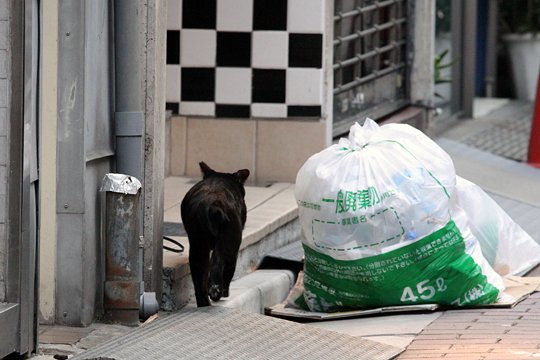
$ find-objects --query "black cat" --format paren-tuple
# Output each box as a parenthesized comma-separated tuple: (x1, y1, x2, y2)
(181, 162, 250, 307)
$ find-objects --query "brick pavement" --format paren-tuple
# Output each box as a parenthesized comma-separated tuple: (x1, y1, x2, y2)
(397, 292, 540, 359)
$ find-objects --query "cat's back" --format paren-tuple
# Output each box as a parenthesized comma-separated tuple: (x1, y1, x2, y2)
(181, 176, 246, 217)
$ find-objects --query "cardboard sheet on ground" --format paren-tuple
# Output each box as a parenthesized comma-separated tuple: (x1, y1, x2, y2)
(266, 276, 540, 321)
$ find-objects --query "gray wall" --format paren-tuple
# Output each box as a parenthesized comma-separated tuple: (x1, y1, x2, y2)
(0, 0, 10, 303)
(55, 0, 114, 326)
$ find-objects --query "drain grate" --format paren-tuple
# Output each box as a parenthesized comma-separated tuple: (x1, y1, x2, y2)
(73, 307, 402, 360)
(460, 116, 532, 162)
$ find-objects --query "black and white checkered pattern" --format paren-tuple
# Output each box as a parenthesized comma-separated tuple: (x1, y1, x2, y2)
(166, 0, 325, 119)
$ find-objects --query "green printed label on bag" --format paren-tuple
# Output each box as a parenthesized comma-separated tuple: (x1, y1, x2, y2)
(300, 220, 500, 312)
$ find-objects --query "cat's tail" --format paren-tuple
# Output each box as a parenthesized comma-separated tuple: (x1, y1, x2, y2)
(207, 205, 229, 238)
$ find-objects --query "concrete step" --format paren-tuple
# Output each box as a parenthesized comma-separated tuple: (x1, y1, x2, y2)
(217, 269, 295, 314)
(161, 177, 300, 311)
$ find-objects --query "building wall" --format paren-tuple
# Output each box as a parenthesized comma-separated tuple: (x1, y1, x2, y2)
(53, 0, 115, 326)
(165, 0, 330, 182)
(0, 0, 10, 303)
(49, 0, 166, 326)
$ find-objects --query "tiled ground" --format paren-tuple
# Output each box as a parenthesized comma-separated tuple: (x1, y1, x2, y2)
(398, 292, 540, 359)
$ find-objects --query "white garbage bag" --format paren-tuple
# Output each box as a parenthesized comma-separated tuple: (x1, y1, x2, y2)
(294, 118, 505, 312)
(454, 176, 540, 276)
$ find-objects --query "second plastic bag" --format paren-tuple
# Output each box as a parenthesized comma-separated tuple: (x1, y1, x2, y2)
(454, 176, 540, 276)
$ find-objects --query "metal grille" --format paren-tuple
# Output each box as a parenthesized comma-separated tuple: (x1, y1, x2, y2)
(73, 306, 403, 360)
(333, 0, 408, 136)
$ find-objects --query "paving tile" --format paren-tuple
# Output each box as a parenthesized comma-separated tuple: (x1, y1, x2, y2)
(499, 337, 540, 343)
(415, 338, 497, 345)
(39, 326, 92, 345)
(397, 349, 451, 357)
(466, 323, 514, 330)
(406, 342, 451, 350)
(474, 315, 522, 321)
(457, 333, 507, 339)
(163, 176, 194, 211)
(487, 343, 540, 350)
(411, 334, 460, 340)
(424, 323, 470, 330)
(362, 335, 415, 349)
(420, 328, 506, 335)
(482, 355, 540, 360)
(444, 346, 501, 353)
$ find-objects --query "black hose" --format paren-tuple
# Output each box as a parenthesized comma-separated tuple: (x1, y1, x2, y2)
(163, 235, 185, 253)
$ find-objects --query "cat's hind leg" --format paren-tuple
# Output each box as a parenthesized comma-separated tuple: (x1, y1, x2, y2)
(222, 235, 241, 298)
(208, 248, 224, 301)
(189, 239, 211, 307)
(222, 257, 238, 298)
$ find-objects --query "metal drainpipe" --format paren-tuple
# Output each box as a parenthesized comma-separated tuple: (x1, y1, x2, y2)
(112, 0, 158, 321)
(102, 174, 142, 326)
(113, 0, 144, 187)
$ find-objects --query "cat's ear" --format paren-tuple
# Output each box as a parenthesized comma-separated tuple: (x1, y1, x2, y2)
(199, 161, 215, 178)
(235, 169, 250, 184)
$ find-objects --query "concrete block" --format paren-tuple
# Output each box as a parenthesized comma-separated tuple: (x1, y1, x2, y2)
(0, 108, 7, 136)
(256, 270, 295, 309)
(185, 118, 255, 178)
(161, 263, 192, 311)
(221, 286, 261, 313)
(0, 165, 6, 195)
(236, 217, 301, 276)
(0, 79, 7, 107)
(0, 21, 8, 49)
(0, 1, 7, 21)
(0, 194, 5, 223)
(256, 119, 326, 182)
(0, 50, 7, 78)
(220, 270, 294, 314)
(0, 136, 6, 165)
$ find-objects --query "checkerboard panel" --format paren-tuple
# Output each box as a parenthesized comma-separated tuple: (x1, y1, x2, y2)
(166, 0, 325, 119)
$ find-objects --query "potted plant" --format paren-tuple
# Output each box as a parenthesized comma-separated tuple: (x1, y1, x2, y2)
(499, 0, 540, 101)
